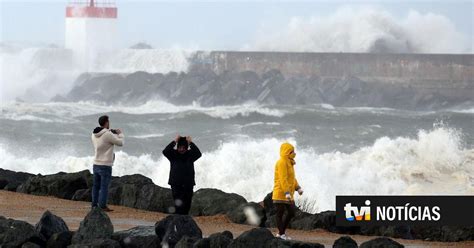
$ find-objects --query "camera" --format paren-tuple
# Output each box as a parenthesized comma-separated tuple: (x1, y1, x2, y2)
(110, 129, 118, 134)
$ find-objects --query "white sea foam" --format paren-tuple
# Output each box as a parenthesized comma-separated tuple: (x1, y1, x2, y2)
(249, 6, 471, 53)
(0, 45, 194, 103)
(130, 134, 165, 139)
(0, 101, 287, 122)
(1, 127, 472, 212)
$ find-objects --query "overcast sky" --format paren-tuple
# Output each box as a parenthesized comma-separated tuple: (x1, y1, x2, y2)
(1, 0, 472, 52)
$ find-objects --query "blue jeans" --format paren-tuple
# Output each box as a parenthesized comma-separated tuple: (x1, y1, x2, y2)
(92, 165, 112, 208)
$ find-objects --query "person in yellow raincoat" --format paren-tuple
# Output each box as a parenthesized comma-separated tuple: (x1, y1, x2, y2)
(272, 142, 304, 240)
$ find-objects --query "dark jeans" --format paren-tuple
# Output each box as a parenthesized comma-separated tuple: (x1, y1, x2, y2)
(92, 165, 112, 208)
(171, 185, 194, 215)
(275, 203, 296, 235)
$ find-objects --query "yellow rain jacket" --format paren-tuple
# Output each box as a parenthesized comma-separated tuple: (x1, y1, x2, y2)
(272, 143, 301, 203)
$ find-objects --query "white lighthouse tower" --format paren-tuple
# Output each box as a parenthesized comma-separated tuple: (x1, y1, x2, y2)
(65, 0, 118, 69)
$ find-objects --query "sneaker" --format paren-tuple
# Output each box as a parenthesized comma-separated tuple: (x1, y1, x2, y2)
(100, 206, 114, 212)
(279, 234, 292, 240)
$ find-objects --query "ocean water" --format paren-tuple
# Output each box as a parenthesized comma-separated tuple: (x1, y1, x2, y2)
(1, 44, 473, 212)
(1, 100, 473, 212)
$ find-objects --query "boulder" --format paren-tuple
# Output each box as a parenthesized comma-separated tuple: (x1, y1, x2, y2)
(0, 168, 33, 191)
(289, 211, 358, 234)
(439, 226, 474, 242)
(46, 231, 73, 248)
(175, 236, 200, 248)
(111, 226, 159, 248)
(21, 242, 41, 248)
(228, 228, 275, 247)
(269, 239, 325, 248)
(68, 238, 121, 248)
(107, 174, 154, 208)
(333, 236, 358, 248)
(228, 202, 266, 227)
(35, 210, 70, 240)
(135, 184, 174, 213)
(382, 226, 413, 239)
(410, 225, 474, 242)
(17, 170, 92, 200)
(71, 207, 114, 244)
(0, 217, 43, 247)
(190, 188, 247, 216)
(207, 231, 233, 248)
(193, 238, 211, 248)
(263, 192, 276, 216)
(72, 189, 92, 202)
(360, 237, 404, 248)
(155, 215, 202, 248)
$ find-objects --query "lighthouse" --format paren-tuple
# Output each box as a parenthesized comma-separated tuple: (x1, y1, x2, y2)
(65, 0, 118, 69)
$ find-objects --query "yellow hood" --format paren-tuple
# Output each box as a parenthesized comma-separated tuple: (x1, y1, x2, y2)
(280, 142, 295, 162)
(280, 143, 294, 157)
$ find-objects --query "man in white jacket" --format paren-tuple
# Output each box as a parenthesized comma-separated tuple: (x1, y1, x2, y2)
(91, 115, 124, 212)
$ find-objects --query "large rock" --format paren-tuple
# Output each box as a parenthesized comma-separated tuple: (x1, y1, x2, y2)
(0, 217, 43, 247)
(71, 207, 114, 244)
(438, 226, 474, 242)
(192, 231, 233, 248)
(68, 238, 121, 248)
(228, 228, 275, 247)
(289, 210, 359, 234)
(190, 188, 247, 216)
(381, 226, 413, 239)
(21, 242, 41, 248)
(135, 184, 174, 213)
(155, 215, 202, 248)
(72, 189, 92, 202)
(360, 237, 404, 248)
(46, 231, 73, 248)
(333, 236, 358, 248)
(72, 174, 173, 212)
(269, 239, 325, 248)
(410, 225, 474, 242)
(107, 174, 154, 208)
(17, 170, 92, 200)
(175, 236, 200, 248)
(228, 202, 266, 227)
(0, 168, 33, 191)
(193, 238, 211, 248)
(111, 226, 159, 248)
(35, 210, 69, 240)
(208, 231, 233, 248)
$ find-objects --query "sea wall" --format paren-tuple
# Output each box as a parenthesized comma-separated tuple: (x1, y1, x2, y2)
(192, 51, 474, 85)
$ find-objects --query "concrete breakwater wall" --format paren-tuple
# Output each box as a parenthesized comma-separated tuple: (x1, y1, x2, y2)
(191, 51, 474, 85)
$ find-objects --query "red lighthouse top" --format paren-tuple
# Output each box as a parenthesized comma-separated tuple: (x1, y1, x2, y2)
(66, 0, 117, 18)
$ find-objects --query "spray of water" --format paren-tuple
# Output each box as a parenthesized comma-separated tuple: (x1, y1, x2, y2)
(0, 126, 472, 212)
(249, 6, 471, 53)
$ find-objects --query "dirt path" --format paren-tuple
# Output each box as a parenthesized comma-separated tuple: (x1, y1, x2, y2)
(0, 190, 471, 247)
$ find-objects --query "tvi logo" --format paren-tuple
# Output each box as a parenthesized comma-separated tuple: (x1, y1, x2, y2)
(344, 200, 371, 221)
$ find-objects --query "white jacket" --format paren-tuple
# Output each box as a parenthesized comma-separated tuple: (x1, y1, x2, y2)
(91, 128, 124, 166)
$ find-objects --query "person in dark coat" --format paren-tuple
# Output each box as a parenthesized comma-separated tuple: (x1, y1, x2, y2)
(162, 135, 202, 215)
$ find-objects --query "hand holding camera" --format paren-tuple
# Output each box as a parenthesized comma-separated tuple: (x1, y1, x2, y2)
(111, 129, 122, 135)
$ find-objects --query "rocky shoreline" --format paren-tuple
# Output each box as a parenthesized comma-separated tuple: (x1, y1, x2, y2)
(2, 207, 407, 248)
(1, 168, 473, 247)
